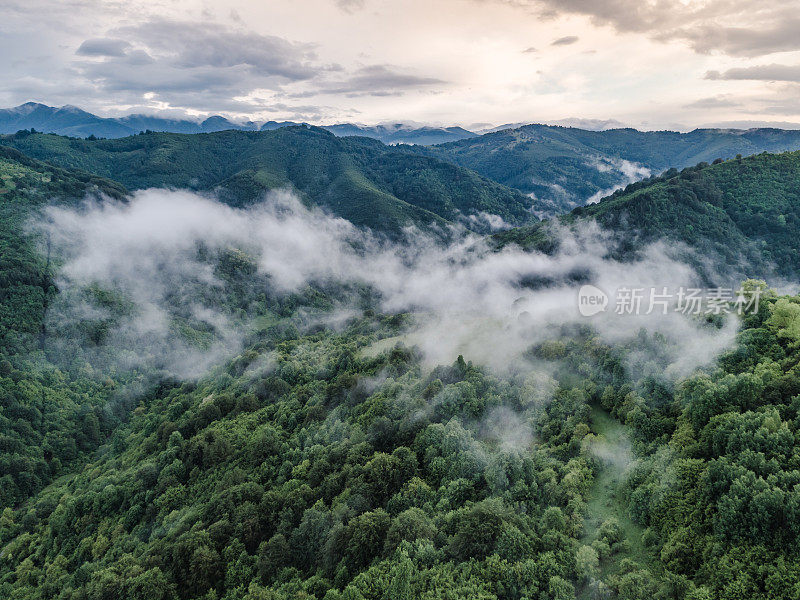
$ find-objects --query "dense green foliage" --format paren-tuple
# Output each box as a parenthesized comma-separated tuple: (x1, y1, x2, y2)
(414, 125, 800, 214)
(3, 138, 800, 600)
(0, 147, 127, 506)
(0, 128, 536, 233)
(0, 316, 589, 600)
(603, 286, 800, 599)
(498, 151, 800, 280)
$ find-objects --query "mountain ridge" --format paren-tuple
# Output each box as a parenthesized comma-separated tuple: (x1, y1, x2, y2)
(0, 103, 477, 146)
(495, 150, 800, 280)
(414, 124, 800, 215)
(0, 127, 537, 233)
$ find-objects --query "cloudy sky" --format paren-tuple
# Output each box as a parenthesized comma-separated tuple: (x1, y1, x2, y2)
(3, 0, 800, 129)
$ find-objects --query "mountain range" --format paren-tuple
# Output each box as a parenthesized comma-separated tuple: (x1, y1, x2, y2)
(496, 150, 800, 280)
(8, 103, 800, 218)
(0, 127, 535, 233)
(0, 103, 476, 146)
(3, 123, 800, 600)
(416, 124, 800, 214)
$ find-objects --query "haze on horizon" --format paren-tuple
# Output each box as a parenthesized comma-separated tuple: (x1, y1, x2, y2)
(3, 0, 800, 131)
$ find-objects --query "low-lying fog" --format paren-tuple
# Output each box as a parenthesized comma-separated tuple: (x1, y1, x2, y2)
(33, 188, 741, 381)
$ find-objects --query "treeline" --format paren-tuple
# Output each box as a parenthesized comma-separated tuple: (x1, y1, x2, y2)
(609, 285, 800, 598)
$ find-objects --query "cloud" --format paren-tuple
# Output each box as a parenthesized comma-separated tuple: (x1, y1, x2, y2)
(76, 38, 131, 58)
(34, 188, 740, 381)
(706, 64, 800, 82)
(68, 19, 344, 114)
(498, 0, 800, 57)
(3, 0, 798, 128)
(336, 0, 366, 13)
(121, 20, 322, 80)
(551, 35, 579, 46)
(316, 65, 446, 96)
(585, 157, 651, 204)
(522, 46, 538, 53)
(69, 20, 443, 111)
(459, 211, 512, 233)
(683, 95, 743, 109)
(670, 16, 800, 57)
(760, 92, 800, 116)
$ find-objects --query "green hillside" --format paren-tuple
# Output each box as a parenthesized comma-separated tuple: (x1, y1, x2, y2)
(0, 146, 127, 507)
(3, 271, 800, 600)
(0, 128, 537, 233)
(497, 151, 800, 280)
(415, 125, 800, 215)
(3, 143, 800, 600)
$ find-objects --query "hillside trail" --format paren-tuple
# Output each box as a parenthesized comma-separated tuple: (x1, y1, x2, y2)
(578, 403, 654, 596)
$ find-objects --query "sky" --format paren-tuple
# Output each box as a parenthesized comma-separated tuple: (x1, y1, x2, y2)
(3, 0, 800, 130)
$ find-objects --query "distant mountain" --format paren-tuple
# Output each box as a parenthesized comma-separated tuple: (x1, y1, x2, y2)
(259, 121, 476, 145)
(13, 103, 800, 220)
(0, 102, 257, 138)
(0, 103, 477, 145)
(416, 124, 800, 216)
(496, 151, 800, 280)
(0, 103, 133, 138)
(476, 118, 628, 134)
(0, 127, 536, 233)
(320, 123, 477, 145)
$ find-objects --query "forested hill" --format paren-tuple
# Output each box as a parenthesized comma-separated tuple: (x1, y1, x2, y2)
(414, 125, 800, 215)
(3, 141, 800, 600)
(497, 151, 800, 280)
(0, 128, 536, 233)
(0, 145, 126, 352)
(0, 146, 127, 507)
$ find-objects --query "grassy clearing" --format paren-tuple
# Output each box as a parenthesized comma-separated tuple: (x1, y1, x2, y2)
(578, 404, 655, 596)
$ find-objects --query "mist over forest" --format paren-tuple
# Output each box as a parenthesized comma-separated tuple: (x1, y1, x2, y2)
(4, 2, 800, 599)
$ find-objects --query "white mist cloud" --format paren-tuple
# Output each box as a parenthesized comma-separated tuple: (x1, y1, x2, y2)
(586, 157, 652, 204)
(34, 188, 738, 381)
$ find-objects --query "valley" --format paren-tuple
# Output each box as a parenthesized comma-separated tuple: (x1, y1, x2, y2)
(0, 126, 799, 600)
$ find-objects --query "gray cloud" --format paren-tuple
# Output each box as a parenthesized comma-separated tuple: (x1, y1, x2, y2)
(68, 19, 344, 113)
(707, 64, 800, 82)
(669, 17, 800, 57)
(683, 95, 743, 109)
(112, 19, 324, 81)
(316, 65, 446, 96)
(68, 20, 443, 111)
(336, 0, 366, 13)
(76, 38, 131, 58)
(551, 35, 579, 46)
(499, 0, 800, 57)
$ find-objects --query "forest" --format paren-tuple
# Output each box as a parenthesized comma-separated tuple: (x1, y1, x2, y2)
(416, 125, 800, 214)
(0, 137, 799, 600)
(0, 128, 537, 234)
(497, 152, 800, 281)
